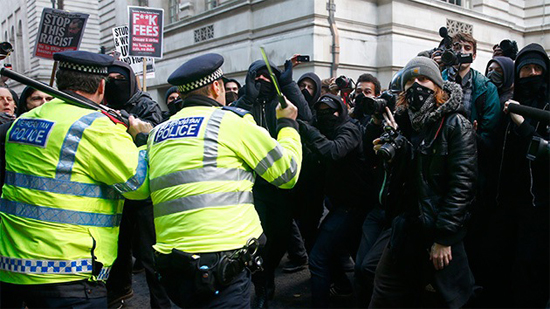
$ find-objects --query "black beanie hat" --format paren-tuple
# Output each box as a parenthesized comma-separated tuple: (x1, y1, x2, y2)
(517, 51, 547, 74)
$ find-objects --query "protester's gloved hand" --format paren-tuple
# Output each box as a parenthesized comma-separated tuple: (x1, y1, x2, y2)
(279, 60, 293, 87)
(243, 70, 261, 105)
(297, 119, 319, 142)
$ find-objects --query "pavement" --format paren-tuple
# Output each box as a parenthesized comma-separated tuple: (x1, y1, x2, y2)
(123, 255, 355, 308)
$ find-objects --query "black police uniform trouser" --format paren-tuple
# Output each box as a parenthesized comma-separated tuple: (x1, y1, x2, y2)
(156, 258, 252, 308)
(0, 280, 107, 308)
(106, 199, 171, 308)
(252, 180, 294, 294)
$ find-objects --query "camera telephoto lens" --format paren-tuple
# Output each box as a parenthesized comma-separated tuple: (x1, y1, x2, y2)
(377, 143, 396, 161)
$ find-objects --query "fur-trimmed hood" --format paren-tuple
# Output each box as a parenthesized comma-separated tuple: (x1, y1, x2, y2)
(396, 80, 464, 127)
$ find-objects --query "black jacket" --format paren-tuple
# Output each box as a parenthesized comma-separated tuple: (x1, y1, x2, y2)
(381, 81, 477, 246)
(124, 91, 163, 126)
(235, 60, 312, 137)
(497, 43, 550, 209)
(299, 94, 373, 209)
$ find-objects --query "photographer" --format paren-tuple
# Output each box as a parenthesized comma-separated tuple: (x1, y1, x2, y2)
(368, 57, 477, 308)
(492, 43, 549, 307)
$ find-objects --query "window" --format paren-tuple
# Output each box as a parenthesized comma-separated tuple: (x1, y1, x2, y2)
(446, 19, 473, 36)
(440, 0, 461, 6)
(206, 0, 218, 10)
(194, 25, 214, 43)
(169, 0, 179, 23)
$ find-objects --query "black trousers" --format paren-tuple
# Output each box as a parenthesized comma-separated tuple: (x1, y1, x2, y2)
(106, 199, 170, 308)
(252, 181, 294, 291)
(369, 240, 474, 308)
(0, 280, 107, 309)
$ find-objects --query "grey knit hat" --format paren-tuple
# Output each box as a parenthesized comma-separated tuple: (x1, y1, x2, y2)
(401, 57, 444, 89)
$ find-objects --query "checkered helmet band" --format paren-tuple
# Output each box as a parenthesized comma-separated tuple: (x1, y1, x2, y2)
(58, 61, 108, 75)
(177, 68, 224, 93)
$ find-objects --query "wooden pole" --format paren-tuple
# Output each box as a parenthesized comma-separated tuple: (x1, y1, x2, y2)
(142, 57, 147, 92)
(49, 61, 58, 86)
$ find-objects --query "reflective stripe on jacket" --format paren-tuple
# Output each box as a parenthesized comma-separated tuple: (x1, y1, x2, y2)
(148, 105, 301, 254)
(0, 98, 149, 285)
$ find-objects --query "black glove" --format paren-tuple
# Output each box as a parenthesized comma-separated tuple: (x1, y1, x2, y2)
(242, 70, 261, 104)
(297, 119, 319, 143)
(279, 60, 293, 87)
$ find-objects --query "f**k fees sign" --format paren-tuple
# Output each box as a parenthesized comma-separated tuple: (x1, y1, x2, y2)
(128, 6, 164, 59)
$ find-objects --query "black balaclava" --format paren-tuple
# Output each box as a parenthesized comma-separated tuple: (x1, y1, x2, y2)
(105, 66, 131, 108)
(314, 94, 346, 136)
(405, 82, 434, 112)
(513, 44, 549, 106)
(257, 68, 275, 99)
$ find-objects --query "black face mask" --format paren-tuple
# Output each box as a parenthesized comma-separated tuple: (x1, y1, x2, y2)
(168, 98, 184, 115)
(487, 71, 504, 89)
(405, 82, 434, 112)
(258, 80, 275, 98)
(517, 75, 545, 100)
(301, 88, 314, 105)
(105, 79, 131, 108)
(225, 92, 239, 104)
(316, 108, 339, 130)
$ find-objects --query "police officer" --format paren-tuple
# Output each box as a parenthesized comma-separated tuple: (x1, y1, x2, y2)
(149, 53, 302, 308)
(0, 50, 152, 308)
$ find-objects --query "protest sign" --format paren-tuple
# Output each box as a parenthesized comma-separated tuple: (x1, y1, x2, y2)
(34, 8, 89, 59)
(112, 25, 155, 78)
(128, 6, 164, 59)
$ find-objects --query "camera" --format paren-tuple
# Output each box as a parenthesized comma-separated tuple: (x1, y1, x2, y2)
(335, 75, 354, 90)
(432, 27, 472, 66)
(377, 127, 406, 161)
(0, 42, 13, 56)
(357, 91, 397, 116)
(440, 49, 473, 66)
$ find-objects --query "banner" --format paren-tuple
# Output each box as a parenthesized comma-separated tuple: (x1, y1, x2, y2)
(128, 6, 164, 59)
(112, 26, 155, 78)
(34, 8, 89, 59)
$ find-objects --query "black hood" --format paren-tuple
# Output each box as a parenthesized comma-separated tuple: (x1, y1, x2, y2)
(17, 86, 34, 117)
(314, 93, 348, 123)
(486, 56, 514, 90)
(513, 43, 549, 103)
(248, 59, 281, 80)
(298, 72, 322, 107)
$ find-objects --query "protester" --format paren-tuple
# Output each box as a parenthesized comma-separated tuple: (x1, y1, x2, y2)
(234, 56, 311, 308)
(298, 94, 372, 307)
(16, 86, 53, 117)
(368, 57, 477, 307)
(492, 43, 549, 308)
(103, 60, 169, 308)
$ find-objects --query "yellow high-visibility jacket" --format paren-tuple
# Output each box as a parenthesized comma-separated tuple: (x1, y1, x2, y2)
(148, 101, 302, 254)
(0, 98, 149, 285)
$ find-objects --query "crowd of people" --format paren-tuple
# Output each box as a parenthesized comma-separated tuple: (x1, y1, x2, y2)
(0, 31, 547, 309)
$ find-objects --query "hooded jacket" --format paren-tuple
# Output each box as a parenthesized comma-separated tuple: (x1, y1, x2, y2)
(297, 72, 322, 108)
(234, 60, 312, 137)
(106, 60, 163, 126)
(498, 43, 549, 209)
(485, 56, 514, 105)
(298, 94, 373, 209)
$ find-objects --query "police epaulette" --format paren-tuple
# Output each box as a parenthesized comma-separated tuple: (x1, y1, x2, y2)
(222, 106, 250, 117)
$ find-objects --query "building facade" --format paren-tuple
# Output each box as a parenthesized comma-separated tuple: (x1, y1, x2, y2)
(1, 0, 548, 108)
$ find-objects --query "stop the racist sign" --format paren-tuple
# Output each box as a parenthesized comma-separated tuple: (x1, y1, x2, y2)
(128, 6, 164, 59)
